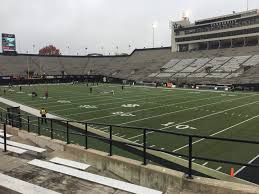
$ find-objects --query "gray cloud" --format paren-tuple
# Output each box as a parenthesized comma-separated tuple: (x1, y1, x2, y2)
(1, 0, 259, 55)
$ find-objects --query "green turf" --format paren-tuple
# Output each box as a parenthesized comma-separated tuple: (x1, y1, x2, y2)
(1, 83, 259, 176)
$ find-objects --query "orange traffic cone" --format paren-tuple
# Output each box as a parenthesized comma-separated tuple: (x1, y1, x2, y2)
(230, 168, 234, 177)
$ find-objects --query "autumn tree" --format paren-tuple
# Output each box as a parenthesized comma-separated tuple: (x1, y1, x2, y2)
(39, 45, 60, 55)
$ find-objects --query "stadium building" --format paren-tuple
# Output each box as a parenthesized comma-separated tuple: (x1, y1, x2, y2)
(171, 9, 259, 52)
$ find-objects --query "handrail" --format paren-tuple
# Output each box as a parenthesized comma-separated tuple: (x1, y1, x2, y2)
(2, 111, 259, 179)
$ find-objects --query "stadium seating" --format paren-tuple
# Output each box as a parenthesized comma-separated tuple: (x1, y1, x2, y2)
(1, 45, 259, 84)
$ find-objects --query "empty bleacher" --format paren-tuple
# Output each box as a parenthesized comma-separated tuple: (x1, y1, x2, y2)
(1, 45, 259, 83)
(165, 59, 196, 73)
(215, 56, 251, 72)
(181, 58, 210, 73)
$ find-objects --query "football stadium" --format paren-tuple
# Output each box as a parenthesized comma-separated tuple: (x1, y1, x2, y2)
(1, 1, 259, 194)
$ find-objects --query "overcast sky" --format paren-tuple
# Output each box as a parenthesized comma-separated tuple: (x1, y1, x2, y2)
(1, 0, 259, 55)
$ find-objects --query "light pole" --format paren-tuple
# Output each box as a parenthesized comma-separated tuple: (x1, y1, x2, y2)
(247, 0, 249, 11)
(67, 46, 70, 55)
(152, 23, 157, 48)
(32, 44, 35, 54)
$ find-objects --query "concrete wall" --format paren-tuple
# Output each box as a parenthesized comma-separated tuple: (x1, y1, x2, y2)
(7, 126, 259, 194)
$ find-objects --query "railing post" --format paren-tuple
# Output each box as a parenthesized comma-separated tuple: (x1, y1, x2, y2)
(187, 136, 193, 179)
(85, 123, 88, 149)
(27, 116, 30, 132)
(50, 119, 53, 139)
(66, 121, 70, 144)
(109, 125, 112, 156)
(3, 123, 7, 152)
(37, 117, 41, 135)
(143, 128, 147, 165)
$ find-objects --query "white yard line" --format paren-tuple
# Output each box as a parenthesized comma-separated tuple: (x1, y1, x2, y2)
(234, 155, 259, 176)
(84, 94, 229, 122)
(124, 95, 257, 140)
(216, 166, 222, 171)
(62, 92, 188, 115)
(24, 90, 149, 107)
(203, 162, 208, 166)
(172, 113, 259, 153)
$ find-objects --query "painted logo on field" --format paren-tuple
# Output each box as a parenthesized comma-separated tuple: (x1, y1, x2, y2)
(16, 91, 24, 94)
(161, 122, 197, 130)
(57, 100, 71, 104)
(40, 97, 52, 99)
(221, 94, 236, 97)
(8, 89, 15, 92)
(79, 105, 97, 109)
(121, 104, 140, 108)
(112, 112, 135, 117)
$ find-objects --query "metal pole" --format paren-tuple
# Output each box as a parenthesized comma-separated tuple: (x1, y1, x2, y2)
(187, 136, 193, 179)
(152, 27, 155, 48)
(247, 0, 249, 11)
(109, 125, 112, 156)
(3, 123, 7, 152)
(85, 123, 88, 149)
(27, 116, 30, 132)
(51, 119, 53, 139)
(66, 121, 70, 144)
(143, 128, 147, 165)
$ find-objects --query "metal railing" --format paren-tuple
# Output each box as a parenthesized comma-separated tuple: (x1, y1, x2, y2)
(2, 112, 259, 178)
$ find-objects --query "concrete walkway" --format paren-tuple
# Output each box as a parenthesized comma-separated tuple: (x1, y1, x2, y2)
(0, 97, 61, 120)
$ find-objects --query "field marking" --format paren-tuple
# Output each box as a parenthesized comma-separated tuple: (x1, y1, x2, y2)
(127, 99, 259, 140)
(117, 94, 256, 127)
(172, 113, 259, 153)
(15, 88, 152, 106)
(216, 166, 222, 171)
(61, 92, 191, 115)
(41, 90, 184, 111)
(84, 94, 228, 121)
(234, 155, 259, 176)
(56, 91, 202, 115)
(203, 162, 208, 166)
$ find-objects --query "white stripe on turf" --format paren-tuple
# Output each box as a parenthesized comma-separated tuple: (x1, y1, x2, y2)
(216, 166, 222, 171)
(127, 97, 258, 140)
(104, 94, 256, 126)
(172, 113, 259, 153)
(62, 92, 202, 116)
(85, 94, 228, 121)
(234, 154, 259, 176)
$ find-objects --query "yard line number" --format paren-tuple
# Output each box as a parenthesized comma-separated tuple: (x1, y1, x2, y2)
(161, 122, 197, 130)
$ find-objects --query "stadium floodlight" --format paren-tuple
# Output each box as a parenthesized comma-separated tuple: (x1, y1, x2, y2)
(152, 22, 158, 48)
(183, 9, 192, 19)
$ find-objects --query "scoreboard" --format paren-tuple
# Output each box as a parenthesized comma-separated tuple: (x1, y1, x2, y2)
(2, 33, 16, 52)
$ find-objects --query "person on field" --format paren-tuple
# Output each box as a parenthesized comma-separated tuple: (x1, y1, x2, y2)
(19, 86, 22, 91)
(90, 87, 93, 93)
(122, 85, 124, 90)
(45, 89, 49, 99)
(40, 108, 47, 124)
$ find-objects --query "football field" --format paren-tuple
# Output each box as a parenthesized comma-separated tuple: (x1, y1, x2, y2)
(1, 83, 259, 177)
